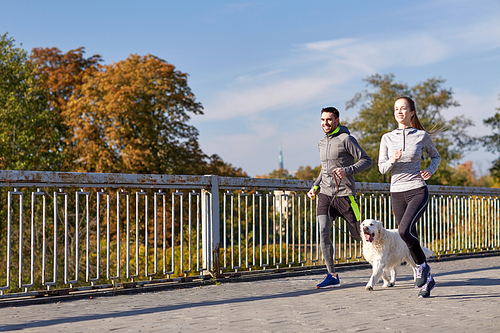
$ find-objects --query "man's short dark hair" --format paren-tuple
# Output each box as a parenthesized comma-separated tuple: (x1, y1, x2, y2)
(321, 107, 339, 118)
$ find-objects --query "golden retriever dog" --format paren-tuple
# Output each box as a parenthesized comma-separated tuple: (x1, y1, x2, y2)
(360, 219, 434, 291)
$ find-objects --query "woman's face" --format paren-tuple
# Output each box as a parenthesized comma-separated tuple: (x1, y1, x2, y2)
(394, 99, 414, 128)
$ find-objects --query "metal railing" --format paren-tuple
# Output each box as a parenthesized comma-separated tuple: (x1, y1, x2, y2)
(0, 170, 499, 299)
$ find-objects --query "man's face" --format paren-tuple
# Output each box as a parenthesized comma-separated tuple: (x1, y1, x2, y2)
(321, 112, 339, 134)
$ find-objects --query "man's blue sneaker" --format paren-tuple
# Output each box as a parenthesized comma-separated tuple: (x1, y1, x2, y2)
(316, 273, 341, 289)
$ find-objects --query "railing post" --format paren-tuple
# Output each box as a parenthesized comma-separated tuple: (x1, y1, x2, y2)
(202, 175, 220, 276)
(211, 175, 220, 276)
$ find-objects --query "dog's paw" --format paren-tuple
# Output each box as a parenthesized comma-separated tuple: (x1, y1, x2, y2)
(365, 285, 373, 291)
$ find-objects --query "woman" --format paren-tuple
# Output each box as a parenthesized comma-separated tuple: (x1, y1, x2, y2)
(378, 96, 441, 298)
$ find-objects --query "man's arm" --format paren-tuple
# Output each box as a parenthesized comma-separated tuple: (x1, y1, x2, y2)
(307, 168, 322, 199)
(343, 136, 372, 175)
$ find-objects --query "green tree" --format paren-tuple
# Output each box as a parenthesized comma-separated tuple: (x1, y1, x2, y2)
(481, 97, 500, 181)
(345, 73, 474, 184)
(0, 33, 63, 170)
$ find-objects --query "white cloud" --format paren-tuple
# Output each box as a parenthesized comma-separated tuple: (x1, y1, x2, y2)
(235, 69, 288, 83)
(203, 77, 334, 120)
(201, 120, 278, 171)
(446, 89, 499, 175)
(203, 15, 500, 123)
(312, 34, 451, 69)
(196, 7, 500, 175)
(202, 33, 453, 122)
(449, 13, 500, 50)
(303, 38, 358, 52)
(451, 89, 500, 136)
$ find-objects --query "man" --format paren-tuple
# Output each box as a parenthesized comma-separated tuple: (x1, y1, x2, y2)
(308, 107, 372, 288)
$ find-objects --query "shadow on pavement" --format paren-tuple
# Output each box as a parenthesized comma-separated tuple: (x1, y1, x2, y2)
(0, 285, 355, 331)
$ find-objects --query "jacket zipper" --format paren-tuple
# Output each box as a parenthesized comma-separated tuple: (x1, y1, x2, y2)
(327, 136, 335, 193)
(327, 135, 330, 180)
(402, 128, 406, 151)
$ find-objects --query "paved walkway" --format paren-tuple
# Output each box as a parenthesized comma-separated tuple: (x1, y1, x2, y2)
(1, 254, 499, 332)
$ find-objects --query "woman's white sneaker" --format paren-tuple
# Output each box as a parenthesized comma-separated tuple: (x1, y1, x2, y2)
(418, 274, 435, 298)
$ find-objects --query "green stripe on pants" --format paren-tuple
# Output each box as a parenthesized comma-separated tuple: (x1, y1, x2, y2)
(349, 195, 360, 221)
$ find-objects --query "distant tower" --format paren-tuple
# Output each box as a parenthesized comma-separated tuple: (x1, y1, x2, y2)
(279, 144, 284, 170)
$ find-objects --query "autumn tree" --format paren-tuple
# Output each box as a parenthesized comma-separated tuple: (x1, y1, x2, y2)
(345, 73, 474, 184)
(294, 165, 321, 180)
(0, 33, 63, 170)
(30, 47, 246, 176)
(439, 161, 496, 187)
(30, 47, 102, 112)
(59, 54, 203, 173)
(257, 165, 321, 180)
(30, 47, 102, 171)
(256, 169, 293, 179)
(204, 154, 247, 177)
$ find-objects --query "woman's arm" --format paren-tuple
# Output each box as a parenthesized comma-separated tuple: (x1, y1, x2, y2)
(378, 135, 396, 175)
(422, 133, 441, 176)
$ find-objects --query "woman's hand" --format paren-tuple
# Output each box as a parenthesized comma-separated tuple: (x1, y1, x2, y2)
(420, 169, 432, 180)
(393, 149, 402, 161)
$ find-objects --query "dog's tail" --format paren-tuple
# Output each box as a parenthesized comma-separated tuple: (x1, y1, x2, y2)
(422, 246, 435, 259)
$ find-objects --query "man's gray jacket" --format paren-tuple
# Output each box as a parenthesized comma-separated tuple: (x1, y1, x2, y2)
(313, 125, 372, 197)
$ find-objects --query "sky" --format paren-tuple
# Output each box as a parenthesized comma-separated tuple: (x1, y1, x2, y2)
(2, 0, 500, 177)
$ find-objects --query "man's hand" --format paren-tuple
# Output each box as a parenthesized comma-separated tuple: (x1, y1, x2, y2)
(333, 168, 345, 179)
(307, 188, 316, 199)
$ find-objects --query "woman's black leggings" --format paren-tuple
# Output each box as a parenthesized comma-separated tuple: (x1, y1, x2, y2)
(391, 186, 429, 265)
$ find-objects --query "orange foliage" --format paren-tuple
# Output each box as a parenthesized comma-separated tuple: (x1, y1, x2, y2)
(31, 47, 101, 112)
(64, 54, 204, 174)
(30, 48, 246, 176)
